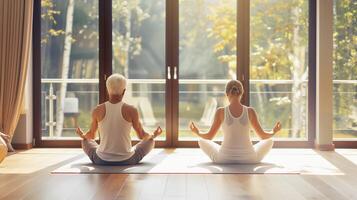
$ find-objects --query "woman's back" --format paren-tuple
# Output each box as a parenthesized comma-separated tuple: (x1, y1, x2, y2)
(191, 79, 280, 164)
(219, 105, 256, 162)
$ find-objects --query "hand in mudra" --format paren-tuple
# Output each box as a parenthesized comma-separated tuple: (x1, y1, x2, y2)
(189, 121, 199, 136)
(75, 127, 86, 139)
(273, 122, 282, 134)
(153, 126, 162, 138)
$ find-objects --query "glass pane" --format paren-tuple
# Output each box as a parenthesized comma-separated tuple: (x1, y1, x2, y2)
(41, 0, 99, 139)
(112, 0, 166, 140)
(179, 0, 237, 140)
(250, 0, 309, 139)
(333, 0, 357, 139)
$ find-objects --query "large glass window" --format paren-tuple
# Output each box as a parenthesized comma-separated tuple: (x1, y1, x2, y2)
(250, 0, 309, 139)
(178, 0, 237, 140)
(112, 0, 166, 140)
(41, 0, 99, 138)
(36, 0, 314, 146)
(333, 0, 357, 139)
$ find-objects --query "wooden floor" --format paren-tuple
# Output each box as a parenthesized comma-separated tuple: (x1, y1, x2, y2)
(0, 148, 357, 200)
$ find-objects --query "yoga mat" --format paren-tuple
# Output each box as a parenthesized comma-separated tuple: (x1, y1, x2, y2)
(52, 149, 342, 174)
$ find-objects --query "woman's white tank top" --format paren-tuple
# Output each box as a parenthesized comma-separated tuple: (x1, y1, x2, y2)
(96, 101, 134, 161)
(220, 105, 256, 161)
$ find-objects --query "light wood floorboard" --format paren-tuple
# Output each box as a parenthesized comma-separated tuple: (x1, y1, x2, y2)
(0, 148, 356, 200)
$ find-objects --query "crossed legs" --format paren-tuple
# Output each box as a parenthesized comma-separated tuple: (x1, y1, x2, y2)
(81, 138, 155, 165)
(80, 137, 272, 165)
(253, 138, 274, 162)
(198, 138, 274, 164)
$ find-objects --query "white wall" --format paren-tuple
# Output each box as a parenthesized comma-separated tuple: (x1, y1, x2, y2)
(315, 0, 334, 150)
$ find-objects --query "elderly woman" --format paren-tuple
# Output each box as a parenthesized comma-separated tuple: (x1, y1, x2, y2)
(76, 73, 162, 165)
(189, 80, 282, 164)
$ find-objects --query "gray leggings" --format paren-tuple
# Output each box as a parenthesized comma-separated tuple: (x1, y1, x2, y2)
(81, 139, 155, 165)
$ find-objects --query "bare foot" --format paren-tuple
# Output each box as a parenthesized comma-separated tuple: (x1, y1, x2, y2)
(75, 128, 86, 139)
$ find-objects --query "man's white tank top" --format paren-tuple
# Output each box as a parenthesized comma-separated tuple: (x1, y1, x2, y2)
(96, 101, 135, 161)
(220, 105, 256, 161)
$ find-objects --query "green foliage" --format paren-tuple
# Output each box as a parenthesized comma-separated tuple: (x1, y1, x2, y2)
(206, 0, 236, 73)
(112, 0, 150, 75)
(332, 0, 357, 136)
(40, 0, 356, 138)
(220, 0, 307, 79)
(207, 0, 309, 137)
(333, 0, 357, 80)
(41, 0, 63, 44)
(41, 0, 61, 22)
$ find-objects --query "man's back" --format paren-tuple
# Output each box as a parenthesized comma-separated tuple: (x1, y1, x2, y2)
(96, 101, 135, 162)
(76, 73, 161, 165)
(94, 101, 136, 123)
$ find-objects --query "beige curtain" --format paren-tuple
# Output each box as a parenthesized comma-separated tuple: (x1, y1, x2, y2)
(0, 0, 33, 145)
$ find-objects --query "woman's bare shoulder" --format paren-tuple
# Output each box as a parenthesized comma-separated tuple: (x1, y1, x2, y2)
(216, 107, 225, 120)
(246, 106, 258, 119)
(216, 107, 225, 113)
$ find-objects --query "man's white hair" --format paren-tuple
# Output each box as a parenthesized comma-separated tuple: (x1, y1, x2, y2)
(106, 73, 127, 95)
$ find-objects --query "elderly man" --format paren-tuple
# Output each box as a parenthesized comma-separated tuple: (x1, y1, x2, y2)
(76, 73, 162, 165)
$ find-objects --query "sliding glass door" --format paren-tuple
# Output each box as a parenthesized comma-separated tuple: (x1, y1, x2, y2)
(332, 0, 356, 141)
(250, 0, 309, 140)
(176, 0, 237, 143)
(36, 0, 171, 146)
(112, 0, 167, 142)
(34, 0, 314, 147)
(173, 0, 310, 146)
(40, 0, 99, 140)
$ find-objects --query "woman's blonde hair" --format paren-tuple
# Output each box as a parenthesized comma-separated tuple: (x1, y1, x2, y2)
(225, 80, 244, 98)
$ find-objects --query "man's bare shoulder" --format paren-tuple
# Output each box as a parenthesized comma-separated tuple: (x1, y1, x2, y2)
(122, 103, 137, 113)
(121, 102, 138, 122)
(92, 103, 106, 117)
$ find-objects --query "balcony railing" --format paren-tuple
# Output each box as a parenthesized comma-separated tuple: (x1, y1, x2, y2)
(40, 78, 356, 139)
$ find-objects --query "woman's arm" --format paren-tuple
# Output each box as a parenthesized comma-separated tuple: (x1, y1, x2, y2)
(189, 108, 224, 140)
(248, 107, 281, 139)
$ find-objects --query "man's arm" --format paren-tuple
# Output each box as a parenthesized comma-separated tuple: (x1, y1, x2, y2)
(131, 107, 161, 140)
(76, 107, 99, 140)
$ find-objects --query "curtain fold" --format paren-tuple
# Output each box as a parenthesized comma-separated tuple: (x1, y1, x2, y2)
(0, 0, 33, 151)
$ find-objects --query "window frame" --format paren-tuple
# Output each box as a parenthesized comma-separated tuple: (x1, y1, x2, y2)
(34, 0, 355, 148)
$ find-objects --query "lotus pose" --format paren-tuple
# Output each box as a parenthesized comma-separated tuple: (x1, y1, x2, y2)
(189, 80, 281, 164)
(76, 73, 162, 165)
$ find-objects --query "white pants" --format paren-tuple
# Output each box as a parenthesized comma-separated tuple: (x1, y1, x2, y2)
(198, 138, 274, 164)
